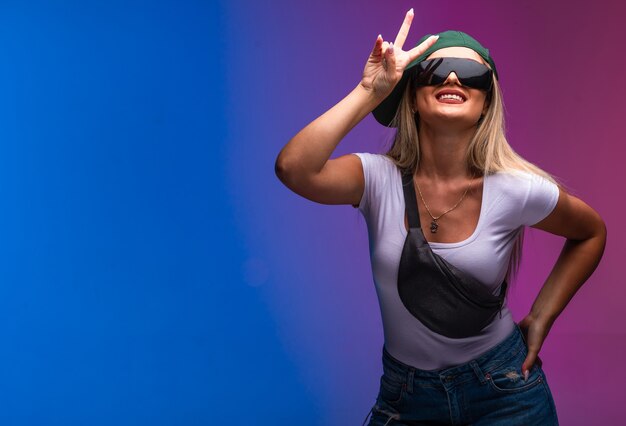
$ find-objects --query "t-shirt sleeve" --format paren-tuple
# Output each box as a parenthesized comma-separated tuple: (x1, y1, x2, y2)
(518, 172, 560, 226)
(350, 152, 389, 218)
(351, 152, 372, 216)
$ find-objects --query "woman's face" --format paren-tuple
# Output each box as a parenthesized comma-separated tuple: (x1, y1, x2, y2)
(414, 46, 490, 129)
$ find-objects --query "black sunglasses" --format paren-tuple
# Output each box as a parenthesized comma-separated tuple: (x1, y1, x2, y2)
(413, 57, 493, 92)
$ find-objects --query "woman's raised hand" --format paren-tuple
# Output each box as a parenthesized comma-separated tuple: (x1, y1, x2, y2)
(361, 9, 439, 99)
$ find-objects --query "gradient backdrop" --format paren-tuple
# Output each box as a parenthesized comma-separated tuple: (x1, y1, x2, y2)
(0, 0, 623, 425)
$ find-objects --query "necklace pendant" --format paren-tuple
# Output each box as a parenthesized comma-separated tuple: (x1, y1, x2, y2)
(430, 220, 439, 233)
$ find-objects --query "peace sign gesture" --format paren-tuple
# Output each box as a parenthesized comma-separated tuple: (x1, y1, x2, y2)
(361, 9, 439, 99)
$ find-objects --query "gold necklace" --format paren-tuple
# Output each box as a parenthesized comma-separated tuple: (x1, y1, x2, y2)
(415, 175, 475, 233)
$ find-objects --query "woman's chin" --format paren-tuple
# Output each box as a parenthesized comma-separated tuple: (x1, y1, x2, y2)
(421, 112, 481, 129)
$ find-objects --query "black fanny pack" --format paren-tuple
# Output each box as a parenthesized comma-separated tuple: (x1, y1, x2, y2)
(398, 169, 507, 338)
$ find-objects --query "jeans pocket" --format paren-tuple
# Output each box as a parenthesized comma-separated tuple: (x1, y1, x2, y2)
(378, 373, 406, 405)
(485, 360, 543, 394)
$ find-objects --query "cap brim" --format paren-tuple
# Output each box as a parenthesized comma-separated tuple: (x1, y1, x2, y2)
(372, 66, 417, 127)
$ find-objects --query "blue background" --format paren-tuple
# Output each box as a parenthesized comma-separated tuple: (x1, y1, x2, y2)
(0, 1, 249, 424)
(0, 1, 624, 425)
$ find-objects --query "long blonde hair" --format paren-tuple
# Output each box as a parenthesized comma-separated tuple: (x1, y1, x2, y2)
(382, 71, 561, 289)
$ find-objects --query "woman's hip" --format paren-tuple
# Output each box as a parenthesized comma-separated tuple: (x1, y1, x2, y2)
(364, 324, 559, 425)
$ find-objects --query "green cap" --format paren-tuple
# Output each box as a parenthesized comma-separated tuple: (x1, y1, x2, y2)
(372, 30, 498, 127)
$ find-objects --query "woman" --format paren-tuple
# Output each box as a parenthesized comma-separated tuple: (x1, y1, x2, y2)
(275, 9, 606, 426)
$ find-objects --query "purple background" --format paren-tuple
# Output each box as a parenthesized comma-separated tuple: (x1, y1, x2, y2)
(225, 1, 625, 424)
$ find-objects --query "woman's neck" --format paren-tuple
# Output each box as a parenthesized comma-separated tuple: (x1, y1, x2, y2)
(417, 123, 477, 181)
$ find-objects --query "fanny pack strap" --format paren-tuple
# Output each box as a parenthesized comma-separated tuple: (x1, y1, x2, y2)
(400, 169, 507, 314)
(402, 171, 422, 230)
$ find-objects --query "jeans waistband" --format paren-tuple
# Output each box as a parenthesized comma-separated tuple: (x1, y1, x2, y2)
(382, 324, 527, 382)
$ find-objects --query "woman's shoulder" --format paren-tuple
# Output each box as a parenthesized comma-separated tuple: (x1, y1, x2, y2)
(353, 152, 396, 166)
(488, 168, 556, 192)
(489, 168, 544, 180)
(352, 152, 398, 178)
(487, 169, 560, 226)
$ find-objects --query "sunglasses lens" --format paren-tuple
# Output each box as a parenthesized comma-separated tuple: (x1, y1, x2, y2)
(414, 57, 492, 91)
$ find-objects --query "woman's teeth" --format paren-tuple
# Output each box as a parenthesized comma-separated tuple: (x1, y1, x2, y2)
(437, 94, 465, 102)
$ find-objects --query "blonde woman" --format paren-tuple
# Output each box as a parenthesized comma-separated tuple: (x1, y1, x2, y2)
(275, 9, 605, 426)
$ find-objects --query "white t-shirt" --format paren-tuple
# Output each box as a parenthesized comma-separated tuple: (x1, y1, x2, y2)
(353, 152, 560, 370)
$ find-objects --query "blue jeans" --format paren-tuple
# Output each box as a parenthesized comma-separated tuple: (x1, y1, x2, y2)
(363, 324, 559, 425)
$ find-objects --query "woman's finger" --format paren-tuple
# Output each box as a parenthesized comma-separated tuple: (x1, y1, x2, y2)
(407, 35, 439, 62)
(385, 41, 396, 73)
(393, 8, 414, 50)
(371, 34, 383, 56)
(521, 349, 539, 380)
(381, 40, 390, 57)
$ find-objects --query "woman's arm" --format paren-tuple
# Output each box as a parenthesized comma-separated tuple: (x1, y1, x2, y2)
(274, 83, 383, 205)
(275, 10, 439, 205)
(529, 187, 606, 323)
(518, 186, 607, 378)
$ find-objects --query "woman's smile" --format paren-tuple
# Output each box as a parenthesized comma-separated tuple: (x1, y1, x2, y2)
(435, 88, 467, 104)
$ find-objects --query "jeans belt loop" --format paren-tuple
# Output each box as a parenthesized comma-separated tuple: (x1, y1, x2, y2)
(470, 360, 487, 384)
(407, 367, 415, 394)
